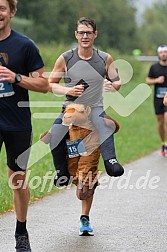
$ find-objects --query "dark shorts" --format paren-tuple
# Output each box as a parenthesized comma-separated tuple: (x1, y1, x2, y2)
(154, 97, 167, 115)
(0, 130, 32, 172)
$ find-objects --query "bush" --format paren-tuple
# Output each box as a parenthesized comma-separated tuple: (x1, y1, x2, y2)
(11, 17, 34, 38)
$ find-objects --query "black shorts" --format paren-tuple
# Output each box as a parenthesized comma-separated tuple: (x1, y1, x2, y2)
(0, 130, 32, 172)
(154, 97, 167, 115)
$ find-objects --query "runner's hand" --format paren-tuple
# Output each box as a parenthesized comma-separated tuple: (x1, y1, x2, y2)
(156, 76, 165, 84)
(0, 66, 15, 83)
(67, 84, 84, 97)
(103, 79, 115, 92)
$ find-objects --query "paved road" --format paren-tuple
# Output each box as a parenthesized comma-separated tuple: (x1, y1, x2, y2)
(0, 150, 167, 252)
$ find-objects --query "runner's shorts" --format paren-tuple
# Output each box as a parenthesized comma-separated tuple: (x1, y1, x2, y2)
(154, 97, 167, 115)
(0, 130, 32, 171)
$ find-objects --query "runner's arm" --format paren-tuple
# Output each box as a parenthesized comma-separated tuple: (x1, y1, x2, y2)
(49, 55, 84, 96)
(0, 66, 49, 93)
(105, 54, 121, 91)
(146, 76, 165, 86)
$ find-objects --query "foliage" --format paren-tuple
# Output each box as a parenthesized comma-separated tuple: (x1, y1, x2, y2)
(11, 17, 34, 38)
(138, 0, 167, 53)
(15, 0, 167, 54)
(38, 43, 70, 71)
(94, 0, 138, 52)
(16, 0, 36, 19)
(15, 0, 138, 53)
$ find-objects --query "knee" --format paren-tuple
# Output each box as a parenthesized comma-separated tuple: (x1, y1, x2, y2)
(76, 185, 95, 200)
(157, 117, 164, 128)
(158, 122, 164, 129)
(8, 171, 27, 190)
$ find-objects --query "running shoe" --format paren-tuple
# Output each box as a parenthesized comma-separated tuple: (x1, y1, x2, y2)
(15, 232, 31, 252)
(165, 145, 167, 156)
(161, 145, 166, 156)
(104, 158, 124, 177)
(79, 217, 94, 236)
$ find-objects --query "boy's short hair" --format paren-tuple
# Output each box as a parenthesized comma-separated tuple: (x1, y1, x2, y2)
(76, 17, 97, 32)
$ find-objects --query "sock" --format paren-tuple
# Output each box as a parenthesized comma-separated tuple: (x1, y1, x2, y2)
(80, 215, 89, 221)
(15, 220, 27, 235)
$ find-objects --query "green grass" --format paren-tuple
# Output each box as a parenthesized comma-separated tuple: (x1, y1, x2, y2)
(0, 49, 161, 214)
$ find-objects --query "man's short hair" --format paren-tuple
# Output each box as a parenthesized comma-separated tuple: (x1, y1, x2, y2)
(157, 45, 167, 53)
(7, 0, 17, 12)
(76, 17, 97, 32)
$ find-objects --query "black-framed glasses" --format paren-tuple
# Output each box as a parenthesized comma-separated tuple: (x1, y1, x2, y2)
(76, 31, 95, 37)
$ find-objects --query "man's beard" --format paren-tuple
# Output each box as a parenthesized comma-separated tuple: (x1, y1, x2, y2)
(159, 56, 167, 62)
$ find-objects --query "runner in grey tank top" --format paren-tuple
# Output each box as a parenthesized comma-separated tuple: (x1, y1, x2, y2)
(48, 17, 124, 189)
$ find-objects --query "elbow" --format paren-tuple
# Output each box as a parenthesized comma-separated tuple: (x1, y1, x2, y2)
(116, 84, 121, 91)
(112, 81, 121, 91)
(41, 79, 49, 93)
(43, 84, 49, 93)
(145, 80, 149, 85)
(146, 78, 151, 85)
(42, 89, 49, 94)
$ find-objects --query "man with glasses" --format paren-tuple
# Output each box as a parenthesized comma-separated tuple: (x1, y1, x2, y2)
(48, 17, 124, 235)
(146, 45, 167, 156)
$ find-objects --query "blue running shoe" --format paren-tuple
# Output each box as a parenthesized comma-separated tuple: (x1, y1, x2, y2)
(79, 217, 94, 236)
(15, 232, 31, 252)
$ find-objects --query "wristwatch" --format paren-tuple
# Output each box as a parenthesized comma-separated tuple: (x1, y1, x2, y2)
(15, 73, 22, 84)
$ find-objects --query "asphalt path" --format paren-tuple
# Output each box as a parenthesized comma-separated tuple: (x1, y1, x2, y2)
(0, 150, 167, 252)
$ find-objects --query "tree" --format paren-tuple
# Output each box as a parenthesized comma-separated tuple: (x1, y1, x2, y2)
(94, 0, 138, 52)
(15, 0, 139, 53)
(16, 0, 35, 19)
(138, 0, 167, 53)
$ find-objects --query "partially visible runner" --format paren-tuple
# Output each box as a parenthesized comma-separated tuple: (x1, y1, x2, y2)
(48, 17, 124, 235)
(0, 0, 48, 251)
(146, 45, 167, 156)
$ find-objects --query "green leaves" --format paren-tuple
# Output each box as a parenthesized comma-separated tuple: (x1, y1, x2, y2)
(139, 0, 167, 53)
(15, 0, 138, 53)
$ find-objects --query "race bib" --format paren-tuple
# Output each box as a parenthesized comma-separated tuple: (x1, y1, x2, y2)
(0, 80, 15, 98)
(66, 139, 87, 158)
(156, 87, 167, 98)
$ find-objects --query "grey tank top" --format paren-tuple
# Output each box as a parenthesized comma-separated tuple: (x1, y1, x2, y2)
(62, 47, 108, 107)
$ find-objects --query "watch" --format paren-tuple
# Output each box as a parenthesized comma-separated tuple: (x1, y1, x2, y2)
(15, 73, 22, 84)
